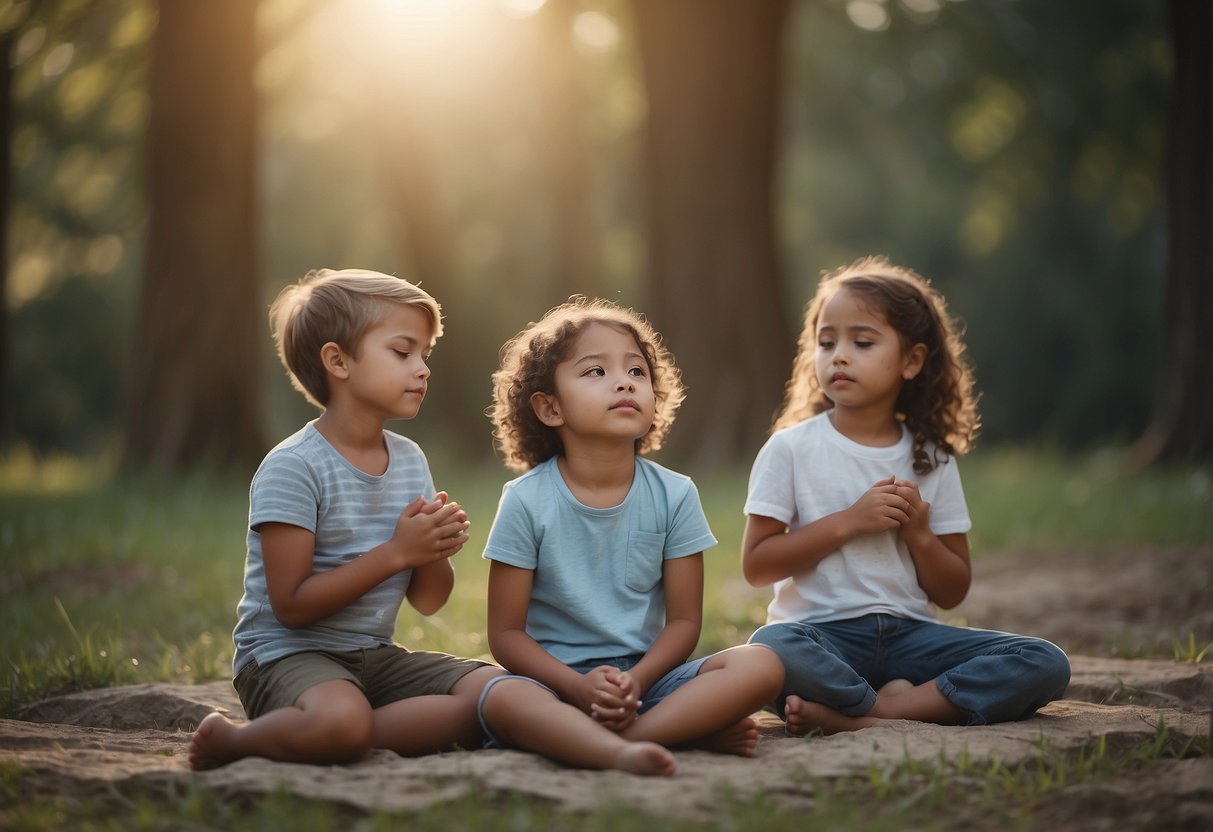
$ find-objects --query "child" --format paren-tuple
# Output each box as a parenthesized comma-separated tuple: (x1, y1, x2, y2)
(476, 298, 784, 773)
(742, 257, 1070, 735)
(188, 268, 503, 769)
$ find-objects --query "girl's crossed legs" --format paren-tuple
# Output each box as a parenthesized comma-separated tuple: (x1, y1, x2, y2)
(748, 614, 1070, 735)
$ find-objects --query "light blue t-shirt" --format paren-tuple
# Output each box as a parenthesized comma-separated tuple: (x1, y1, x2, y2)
(232, 422, 436, 674)
(482, 456, 717, 666)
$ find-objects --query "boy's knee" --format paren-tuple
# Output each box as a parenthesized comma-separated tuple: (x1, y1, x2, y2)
(311, 699, 373, 757)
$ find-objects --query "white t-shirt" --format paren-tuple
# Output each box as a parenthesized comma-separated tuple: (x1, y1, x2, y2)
(745, 411, 971, 625)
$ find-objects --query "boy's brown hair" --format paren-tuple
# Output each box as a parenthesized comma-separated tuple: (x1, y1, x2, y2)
(269, 268, 442, 409)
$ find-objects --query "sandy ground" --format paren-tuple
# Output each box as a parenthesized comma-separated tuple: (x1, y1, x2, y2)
(3, 546, 1211, 828)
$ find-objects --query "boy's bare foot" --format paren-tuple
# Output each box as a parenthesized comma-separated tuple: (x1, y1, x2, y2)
(686, 717, 760, 757)
(188, 712, 242, 770)
(615, 741, 677, 776)
(783, 695, 880, 737)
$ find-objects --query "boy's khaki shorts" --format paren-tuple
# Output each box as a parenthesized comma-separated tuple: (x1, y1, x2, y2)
(234, 645, 494, 719)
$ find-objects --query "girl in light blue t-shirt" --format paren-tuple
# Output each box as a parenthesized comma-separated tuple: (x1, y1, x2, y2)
(477, 298, 784, 775)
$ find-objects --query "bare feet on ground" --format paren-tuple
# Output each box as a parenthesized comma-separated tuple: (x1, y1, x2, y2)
(615, 742, 677, 776)
(783, 695, 879, 737)
(188, 712, 241, 771)
(684, 717, 760, 757)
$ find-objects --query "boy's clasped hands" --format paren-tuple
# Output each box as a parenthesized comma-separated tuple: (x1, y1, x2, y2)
(387, 491, 472, 568)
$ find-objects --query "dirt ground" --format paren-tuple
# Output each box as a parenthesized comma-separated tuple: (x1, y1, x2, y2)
(3, 546, 1211, 829)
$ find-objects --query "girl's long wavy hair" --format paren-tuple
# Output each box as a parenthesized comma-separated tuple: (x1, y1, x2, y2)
(491, 297, 685, 472)
(775, 257, 980, 474)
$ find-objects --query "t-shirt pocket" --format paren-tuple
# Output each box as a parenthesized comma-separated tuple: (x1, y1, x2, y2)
(625, 530, 666, 592)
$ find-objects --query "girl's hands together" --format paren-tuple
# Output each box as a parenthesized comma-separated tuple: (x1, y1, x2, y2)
(893, 479, 933, 546)
(844, 475, 911, 536)
(580, 666, 641, 732)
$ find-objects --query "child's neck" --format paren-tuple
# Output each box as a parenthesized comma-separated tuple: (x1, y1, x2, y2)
(556, 444, 636, 509)
(314, 408, 390, 476)
(827, 407, 902, 448)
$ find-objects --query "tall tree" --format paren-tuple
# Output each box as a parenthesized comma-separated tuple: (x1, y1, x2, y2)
(632, 0, 793, 465)
(531, 0, 600, 305)
(124, 0, 265, 471)
(1135, 0, 1213, 465)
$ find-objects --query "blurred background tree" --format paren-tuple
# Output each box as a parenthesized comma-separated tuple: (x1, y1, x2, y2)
(2, 0, 1203, 474)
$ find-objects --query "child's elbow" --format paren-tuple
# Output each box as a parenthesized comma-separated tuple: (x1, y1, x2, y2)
(272, 605, 313, 630)
(931, 580, 971, 610)
(407, 591, 448, 617)
(741, 557, 774, 588)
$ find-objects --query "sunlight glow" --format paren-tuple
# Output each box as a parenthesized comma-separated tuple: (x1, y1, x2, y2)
(846, 0, 890, 32)
(573, 10, 619, 54)
(500, 0, 547, 19)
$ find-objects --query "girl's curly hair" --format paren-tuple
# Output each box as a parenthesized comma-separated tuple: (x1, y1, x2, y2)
(775, 257, 980, 474)
(491, 297, 685, 472)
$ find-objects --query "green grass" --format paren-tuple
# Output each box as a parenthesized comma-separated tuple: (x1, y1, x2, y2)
(1, 723, 1205, 831)
(0, 447, 1210, 830)
(2, 447, 1210, 716)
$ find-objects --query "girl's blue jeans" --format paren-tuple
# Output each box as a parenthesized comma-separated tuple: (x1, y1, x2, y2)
(748, 614, 1070, 725)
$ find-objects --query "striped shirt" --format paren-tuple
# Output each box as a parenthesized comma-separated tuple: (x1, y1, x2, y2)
(232, 422, 435, 674)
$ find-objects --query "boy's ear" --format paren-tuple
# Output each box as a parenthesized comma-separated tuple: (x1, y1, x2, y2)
(902, 343, 928, 380)
(320, 342, 351, 380)
(530, 392, 564, 427)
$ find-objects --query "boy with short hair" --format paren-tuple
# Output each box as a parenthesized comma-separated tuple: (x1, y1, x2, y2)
(189, 268, 502, 770)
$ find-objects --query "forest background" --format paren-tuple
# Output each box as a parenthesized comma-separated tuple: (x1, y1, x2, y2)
(2, 0, 1210, 475)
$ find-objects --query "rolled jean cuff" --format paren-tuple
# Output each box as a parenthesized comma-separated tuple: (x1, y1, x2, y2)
(476, 674, 555, 749)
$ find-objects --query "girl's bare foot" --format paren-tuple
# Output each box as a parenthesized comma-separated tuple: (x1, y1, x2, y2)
(686, 717, 760, 757)
(783, 695, 879, 736)
(615, 742, 677, 776)
(877, 679, 914, 697)
(188, 712, 242, 770)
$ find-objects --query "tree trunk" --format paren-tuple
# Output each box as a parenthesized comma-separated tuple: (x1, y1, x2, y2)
(1134, 0, 1213, 465)
(0, 31, 10, 444)
(533, 0, 599, 305)
(632, 0, 793, 466)
(125, 0, 265, 472)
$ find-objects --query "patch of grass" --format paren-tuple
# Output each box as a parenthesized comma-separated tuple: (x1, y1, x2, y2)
(828, 721, 1209, 826)
(960, 448, 1213, 552)
(0, 777, 905, 832)
(1172, 632, 1213, 664)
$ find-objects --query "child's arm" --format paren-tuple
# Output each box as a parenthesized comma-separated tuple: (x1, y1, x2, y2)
(895, 479, 972, 608)
(742, 476, 910, 586)
(625, 553, 703, 694)
(264, 494, 470, 629)
(487, 561, 636, 719)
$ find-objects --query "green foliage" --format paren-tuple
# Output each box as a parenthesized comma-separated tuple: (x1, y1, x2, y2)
(783, 0, 1169, 447)
(3, 0, 1179, 462)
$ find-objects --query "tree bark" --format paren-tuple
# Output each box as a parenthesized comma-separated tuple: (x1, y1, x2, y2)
(632, 0, 793, 466)
(533, 0, 599, 305)
(1135, 0, 1213, 465)
(0, 31, 11, 444)
(125, 0, 265, 472)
